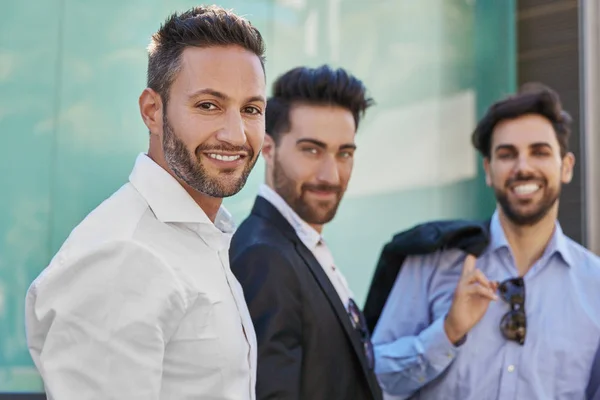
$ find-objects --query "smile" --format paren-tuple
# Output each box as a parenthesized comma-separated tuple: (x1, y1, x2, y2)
(512, 183, 541, 196)
(207, 153, 242, 162)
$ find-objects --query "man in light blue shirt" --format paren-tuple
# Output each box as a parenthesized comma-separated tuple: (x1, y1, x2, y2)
(372, 83, 600, 399)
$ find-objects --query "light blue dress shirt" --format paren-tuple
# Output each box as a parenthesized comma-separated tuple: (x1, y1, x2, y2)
(372, 210, 600, 400)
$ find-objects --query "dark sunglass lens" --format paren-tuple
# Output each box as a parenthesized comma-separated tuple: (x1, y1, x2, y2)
(499, 278, 525, 305)
(500, 310, 527, 345)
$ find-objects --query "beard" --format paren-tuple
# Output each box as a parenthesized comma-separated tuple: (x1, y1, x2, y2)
(494, 172, 560, 226)
(161, 113, 257, 198)
(272, 154, 345, 225)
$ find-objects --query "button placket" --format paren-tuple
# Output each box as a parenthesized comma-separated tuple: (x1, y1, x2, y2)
(496, 344, 520, 399)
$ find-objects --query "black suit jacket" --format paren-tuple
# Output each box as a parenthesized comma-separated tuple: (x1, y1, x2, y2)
(230, 197, 383, 400)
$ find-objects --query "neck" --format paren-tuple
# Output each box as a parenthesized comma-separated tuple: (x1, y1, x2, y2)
(180, 183, 222, 222)
(310, 223, 324, 234)
(148, 140, 222, 222)
(264, 180, 324, 234)
(497, 205, 558, 276)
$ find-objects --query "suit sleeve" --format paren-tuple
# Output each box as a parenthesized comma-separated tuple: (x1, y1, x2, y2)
(231, 244, 303, 400)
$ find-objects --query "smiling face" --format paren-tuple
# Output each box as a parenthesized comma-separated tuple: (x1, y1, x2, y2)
(484, 114, 575, 226)
(142, 44, 266, 198)
(263, 104, 357, 231)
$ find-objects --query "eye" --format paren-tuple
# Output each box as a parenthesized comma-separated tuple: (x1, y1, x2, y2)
(533, 149, 551, 157)
(496, 152, 514, 160)
(196, 102, 218, 111)
(339, 151, 354, 159)
(243, 106, 262, 115)
(302, 147, 319, 155)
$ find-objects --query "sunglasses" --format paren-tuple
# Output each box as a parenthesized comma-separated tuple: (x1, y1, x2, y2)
(347, 299, 375, 369)
(498, 277, 527, 345)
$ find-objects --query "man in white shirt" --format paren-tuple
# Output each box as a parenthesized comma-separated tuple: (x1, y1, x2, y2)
(25, 6, 266, 400)
(229, 65, 382, 400)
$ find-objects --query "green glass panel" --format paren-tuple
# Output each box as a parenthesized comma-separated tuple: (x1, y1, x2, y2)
(0, 0, 515, 393)
(0, 0, 61, 392)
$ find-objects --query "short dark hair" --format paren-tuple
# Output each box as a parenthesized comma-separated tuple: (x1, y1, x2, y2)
(147, 5, 266, 105)
(266, 65, 374, 143)
(471, 82, 572, 158)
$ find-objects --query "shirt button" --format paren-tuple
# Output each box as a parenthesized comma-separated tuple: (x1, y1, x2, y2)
(507, 365, 515, 373)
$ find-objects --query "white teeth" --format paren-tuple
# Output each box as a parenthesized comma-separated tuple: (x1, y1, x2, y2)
(208, 154, 241, 162)
(513, 184, 540, 195)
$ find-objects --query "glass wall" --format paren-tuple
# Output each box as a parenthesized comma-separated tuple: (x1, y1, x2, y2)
(0, 0, 515, 394)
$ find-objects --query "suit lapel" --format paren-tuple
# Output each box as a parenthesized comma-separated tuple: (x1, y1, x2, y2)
(294, 243, 375, 375)
(251, 197, 376, 391)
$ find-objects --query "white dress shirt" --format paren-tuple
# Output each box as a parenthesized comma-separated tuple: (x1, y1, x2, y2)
(25, 153, 257, 400)
(257, 184, 354, 309)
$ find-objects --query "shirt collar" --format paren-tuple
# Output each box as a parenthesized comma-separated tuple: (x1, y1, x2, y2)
(488, 209, 574, 267)
(257, 183, 322, 249)
(129, 153, 235, 233)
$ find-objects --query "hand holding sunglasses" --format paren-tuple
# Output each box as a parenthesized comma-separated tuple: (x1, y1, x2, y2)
(444, 254, 499, 345)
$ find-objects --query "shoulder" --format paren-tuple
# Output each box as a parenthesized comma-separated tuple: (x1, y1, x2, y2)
(564, 237, 600, 278)
(230, 240, 297, 275)
(54, 183, 154, 262)
(231, 214, 295, 257)
(28, 239, 186, 312)
(401, 248, 467, 276)
(33, 238, 176, 285)
(230, 221, 302, 291)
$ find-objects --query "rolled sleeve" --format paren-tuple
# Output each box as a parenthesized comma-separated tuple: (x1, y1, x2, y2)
(374, 316, 459, 395)
(418, 316, 460, 370)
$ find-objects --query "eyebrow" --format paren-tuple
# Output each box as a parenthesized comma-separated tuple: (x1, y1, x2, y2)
(296, 138, 357, 151)
(529, 142, 553, 150)
(188, 88, 266, 105)
(494, 144, 517, 153)
(494, 142, 553, 152)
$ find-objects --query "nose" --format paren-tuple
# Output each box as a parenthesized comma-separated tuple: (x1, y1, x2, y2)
(316, 155, 340, 185)
(514, 154, 535, 174)
(215, 110, 247, 147)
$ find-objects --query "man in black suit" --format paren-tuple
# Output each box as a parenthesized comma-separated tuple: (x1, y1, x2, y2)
(230, 65, 381, 400)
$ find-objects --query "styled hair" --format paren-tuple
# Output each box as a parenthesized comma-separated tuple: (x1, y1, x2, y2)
(147, 5, 265, 105)
(471, 82, 572, 158)
(266, 65, 374, 143)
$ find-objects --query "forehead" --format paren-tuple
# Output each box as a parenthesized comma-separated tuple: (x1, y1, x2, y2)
(491, 114, 559, 149)
(286, 104, 356, 144)
(171, 45, 265, 100)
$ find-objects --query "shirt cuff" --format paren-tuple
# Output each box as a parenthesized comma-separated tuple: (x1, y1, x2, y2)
(419, 316, 460, 371)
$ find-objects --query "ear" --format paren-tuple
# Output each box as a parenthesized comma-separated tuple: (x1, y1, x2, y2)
(561, 152, 575, 184)
(483, 156, 492, 186)
(139, 88, 164, 135)
(262, 134, 276, 168)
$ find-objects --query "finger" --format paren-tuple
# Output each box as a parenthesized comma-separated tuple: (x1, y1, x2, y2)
(461, 254, 477, 278)
(466, 283, 499, 301)
(490, 280, 500, 292)
(467, 269, 493, 289)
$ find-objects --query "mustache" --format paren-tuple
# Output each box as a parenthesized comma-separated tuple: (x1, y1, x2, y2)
(506, 173, 545, 187)
(301, 183, 342, 194)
